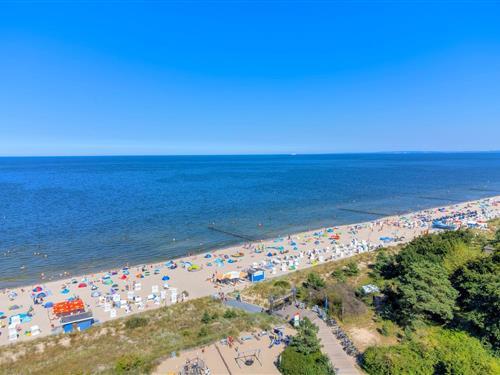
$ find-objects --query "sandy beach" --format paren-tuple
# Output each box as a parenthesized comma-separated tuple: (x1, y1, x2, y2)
(1, 196, 498, 347)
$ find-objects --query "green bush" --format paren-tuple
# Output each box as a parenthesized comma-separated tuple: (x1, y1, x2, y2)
(201, 311, 211, 324)
(378, 320, 395, 337)
(223, 309, 237, 319)
(124, 316, 149, 329)
(274, 279, 291, 289)
(331, 269, 346, 283)
(279, 347, 335, 375)
(343, 261, 359, 276)
(305, 272, 325, 290)
(362, 328, 500, 375)
(198, 326, 209, 337)
(114, 354, 151, 374)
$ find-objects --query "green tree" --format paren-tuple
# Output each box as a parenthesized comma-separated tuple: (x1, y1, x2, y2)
(280, 317, 335, 375)
(291, 317, 322, 355)
(305, 272, 325, 290)
(395, 260, 458, 325)
(451, 250, 500, 351)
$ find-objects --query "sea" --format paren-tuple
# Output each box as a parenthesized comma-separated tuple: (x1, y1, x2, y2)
(1, 153, 499, 288)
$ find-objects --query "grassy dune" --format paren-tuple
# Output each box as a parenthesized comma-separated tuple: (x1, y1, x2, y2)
(0, 297, 277, 375)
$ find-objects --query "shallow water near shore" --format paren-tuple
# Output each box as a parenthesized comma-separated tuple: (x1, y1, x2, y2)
(1, 153, 499, 288)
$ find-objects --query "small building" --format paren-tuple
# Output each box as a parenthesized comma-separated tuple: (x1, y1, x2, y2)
(248, 268, 265, 283)
(361, 284, 380, 295)
(60, 311, 95, 333)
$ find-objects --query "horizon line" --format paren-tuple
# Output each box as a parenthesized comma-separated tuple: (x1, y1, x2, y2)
(1, 150, 500, 158)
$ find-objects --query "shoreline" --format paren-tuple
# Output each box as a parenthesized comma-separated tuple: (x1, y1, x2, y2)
(1, 195, 498, 346)
(2, 195, 495, 289)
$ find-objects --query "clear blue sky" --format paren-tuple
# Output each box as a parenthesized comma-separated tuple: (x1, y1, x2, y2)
(1, 1, 499, 156)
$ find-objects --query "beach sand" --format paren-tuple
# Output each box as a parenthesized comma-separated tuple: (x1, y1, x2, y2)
(1, 196, 498, 347)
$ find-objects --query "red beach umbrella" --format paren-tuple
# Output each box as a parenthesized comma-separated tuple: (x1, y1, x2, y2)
(78, 283, 87, 288)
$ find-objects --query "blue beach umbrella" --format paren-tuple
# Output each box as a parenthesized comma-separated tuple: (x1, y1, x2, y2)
(162, 275, 170, 281)
(61, 288, 69, 294)
(36, 292, 47, 299)
(43, 302, 53, 308)
(267, 252, 273, 257)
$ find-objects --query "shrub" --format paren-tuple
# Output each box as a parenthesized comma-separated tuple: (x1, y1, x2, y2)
(223, 309, 237, 319)
(378, 320, 396, 337)
(201, 311, 211, 324)
(305, 272, 325, 290)
(274, 279, 291, 289)
(331, 269, 346, 283)
(279, 347, 335, 375)
(124, 316, 149, 329)
(198, 326, 209, 337)
(362, 328, 500, 375)
(114, 354, 151, 374)
(343, 261, 359, 276)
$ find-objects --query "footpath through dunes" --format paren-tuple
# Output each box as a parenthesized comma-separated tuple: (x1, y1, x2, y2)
(0, 196, 499, 347)
(275, 305, 360, 375)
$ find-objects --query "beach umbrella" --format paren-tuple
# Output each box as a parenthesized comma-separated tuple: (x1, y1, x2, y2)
(36, 292, 47, 298)
(204, 254, 212, 258)
(91, 291, 101, 297)
(91, 285, 98, 290)
(136, 273, 143, 278)
(78, 283, 87, 288)
(43, 302, 54, 308)
(32, 286, 43, 293)
(120, 275, 127, 280)
(161, 276, 170, 281)
(267, 252, 273, 257)
(103, 279, 113, 285)
(0, 312, 4, 317)
(61, 288, 70, 294)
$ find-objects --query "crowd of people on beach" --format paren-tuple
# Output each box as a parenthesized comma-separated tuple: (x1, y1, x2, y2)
(0, 197, 498, 345)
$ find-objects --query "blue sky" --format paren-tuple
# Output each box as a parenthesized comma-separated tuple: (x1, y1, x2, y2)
(0, 1, 499, 156)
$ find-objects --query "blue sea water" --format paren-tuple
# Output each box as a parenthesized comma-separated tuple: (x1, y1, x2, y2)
(1, 153, 499, 288)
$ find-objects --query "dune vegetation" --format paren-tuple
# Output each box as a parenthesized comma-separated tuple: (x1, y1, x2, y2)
(0, 297, 277, 375)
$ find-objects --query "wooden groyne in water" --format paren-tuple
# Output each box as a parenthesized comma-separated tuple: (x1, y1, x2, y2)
(417, 196, 462, 202)
(469, 188, 500, 193)
(207, 225, 256, 241)
(338, 208, 390, 217)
